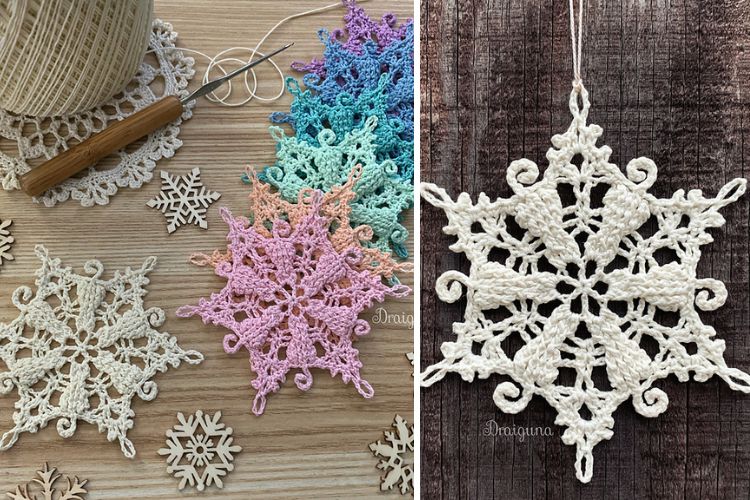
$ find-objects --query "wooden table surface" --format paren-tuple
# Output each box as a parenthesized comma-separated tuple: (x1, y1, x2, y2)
(0, 1, 414, 498)
(421, 0, 750, 499)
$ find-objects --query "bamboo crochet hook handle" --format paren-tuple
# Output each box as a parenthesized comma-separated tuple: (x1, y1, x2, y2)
(19, 96, 183, 197)
(18, 43, 293, 198)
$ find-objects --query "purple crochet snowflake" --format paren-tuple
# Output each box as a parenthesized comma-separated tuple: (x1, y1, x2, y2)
(177, 200, 409, 415)
(291, 0, 412, 77)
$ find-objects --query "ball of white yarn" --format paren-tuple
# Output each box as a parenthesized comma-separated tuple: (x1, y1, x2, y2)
(0, 0, 153, 117)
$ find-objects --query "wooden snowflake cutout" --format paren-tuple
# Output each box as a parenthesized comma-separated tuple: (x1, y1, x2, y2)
(7, 463, 88, 500)
(406, 352, 414, 377)
(147, 168, 221, 233)
(0, 218, 14, 267)
(158, 410, 241, 491)
(421, 83, 748, 482)
(0, 246, 204, 457)
(369, 414, 414, 495)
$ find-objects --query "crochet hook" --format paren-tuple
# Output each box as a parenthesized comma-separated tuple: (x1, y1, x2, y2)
(19, 43, 294, 198)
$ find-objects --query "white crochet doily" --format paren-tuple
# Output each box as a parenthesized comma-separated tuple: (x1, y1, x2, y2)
(421, 83, 748, 483)
(0, 19, 195, 207)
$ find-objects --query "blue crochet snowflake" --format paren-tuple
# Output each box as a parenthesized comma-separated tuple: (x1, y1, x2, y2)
(298, 25, 414, 129)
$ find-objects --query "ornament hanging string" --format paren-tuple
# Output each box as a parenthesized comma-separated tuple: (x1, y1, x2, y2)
(569, 0, 584, 87)
(146, 0, 371, 106)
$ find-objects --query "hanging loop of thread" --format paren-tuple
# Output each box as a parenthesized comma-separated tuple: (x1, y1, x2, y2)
(146, 0, 371, 107)
(569, 0, 584, 90)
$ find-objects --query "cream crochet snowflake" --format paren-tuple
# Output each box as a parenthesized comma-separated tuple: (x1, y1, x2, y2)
(147, 168, 221, 233)
(0, 246, 204, 457)
(421, 83, 748, 483)
(158, 410, 241, 491)
(369, 414, 414, 495)
(0, 218, 13, 267)
(7, 463, 88, 500)
(0, 19, 195, 207)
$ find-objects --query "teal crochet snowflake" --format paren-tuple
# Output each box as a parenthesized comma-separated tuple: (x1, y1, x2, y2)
(270, 75, 413, 183)
(256, 116, 412, 258)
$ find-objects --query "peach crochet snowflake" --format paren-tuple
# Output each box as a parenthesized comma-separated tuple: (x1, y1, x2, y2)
(193, 165, 412, 281)
(177, 189, 410, 415)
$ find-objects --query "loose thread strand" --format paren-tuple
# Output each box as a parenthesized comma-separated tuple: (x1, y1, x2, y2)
(146, 0, 372, 107)
(569, 0, 584, 86)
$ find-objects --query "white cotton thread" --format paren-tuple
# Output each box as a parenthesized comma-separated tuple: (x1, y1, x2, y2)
(569, 0, 584, 86)
(0, 0, 153, 117)
(0, 0, 370, 116)
(145, 0, 372, 107)
(0, 19, 194, 204)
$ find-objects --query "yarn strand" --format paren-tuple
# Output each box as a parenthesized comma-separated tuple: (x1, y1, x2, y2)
(147, 0, 371, 107)
(569, 0, 584, 86)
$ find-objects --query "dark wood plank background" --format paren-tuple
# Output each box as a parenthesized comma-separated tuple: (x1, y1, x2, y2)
(420, 0, 750, 498)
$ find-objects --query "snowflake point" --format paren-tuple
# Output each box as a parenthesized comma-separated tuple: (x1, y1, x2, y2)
(8, 463, 88, 500)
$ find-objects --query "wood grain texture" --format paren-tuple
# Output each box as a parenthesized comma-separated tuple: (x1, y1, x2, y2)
(420, 0, 750, 498)
(0, 1, 414, 498)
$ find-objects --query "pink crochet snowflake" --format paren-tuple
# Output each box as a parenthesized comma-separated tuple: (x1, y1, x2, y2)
(177, 195, 409, 415)
(192, 165, 412, 282)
